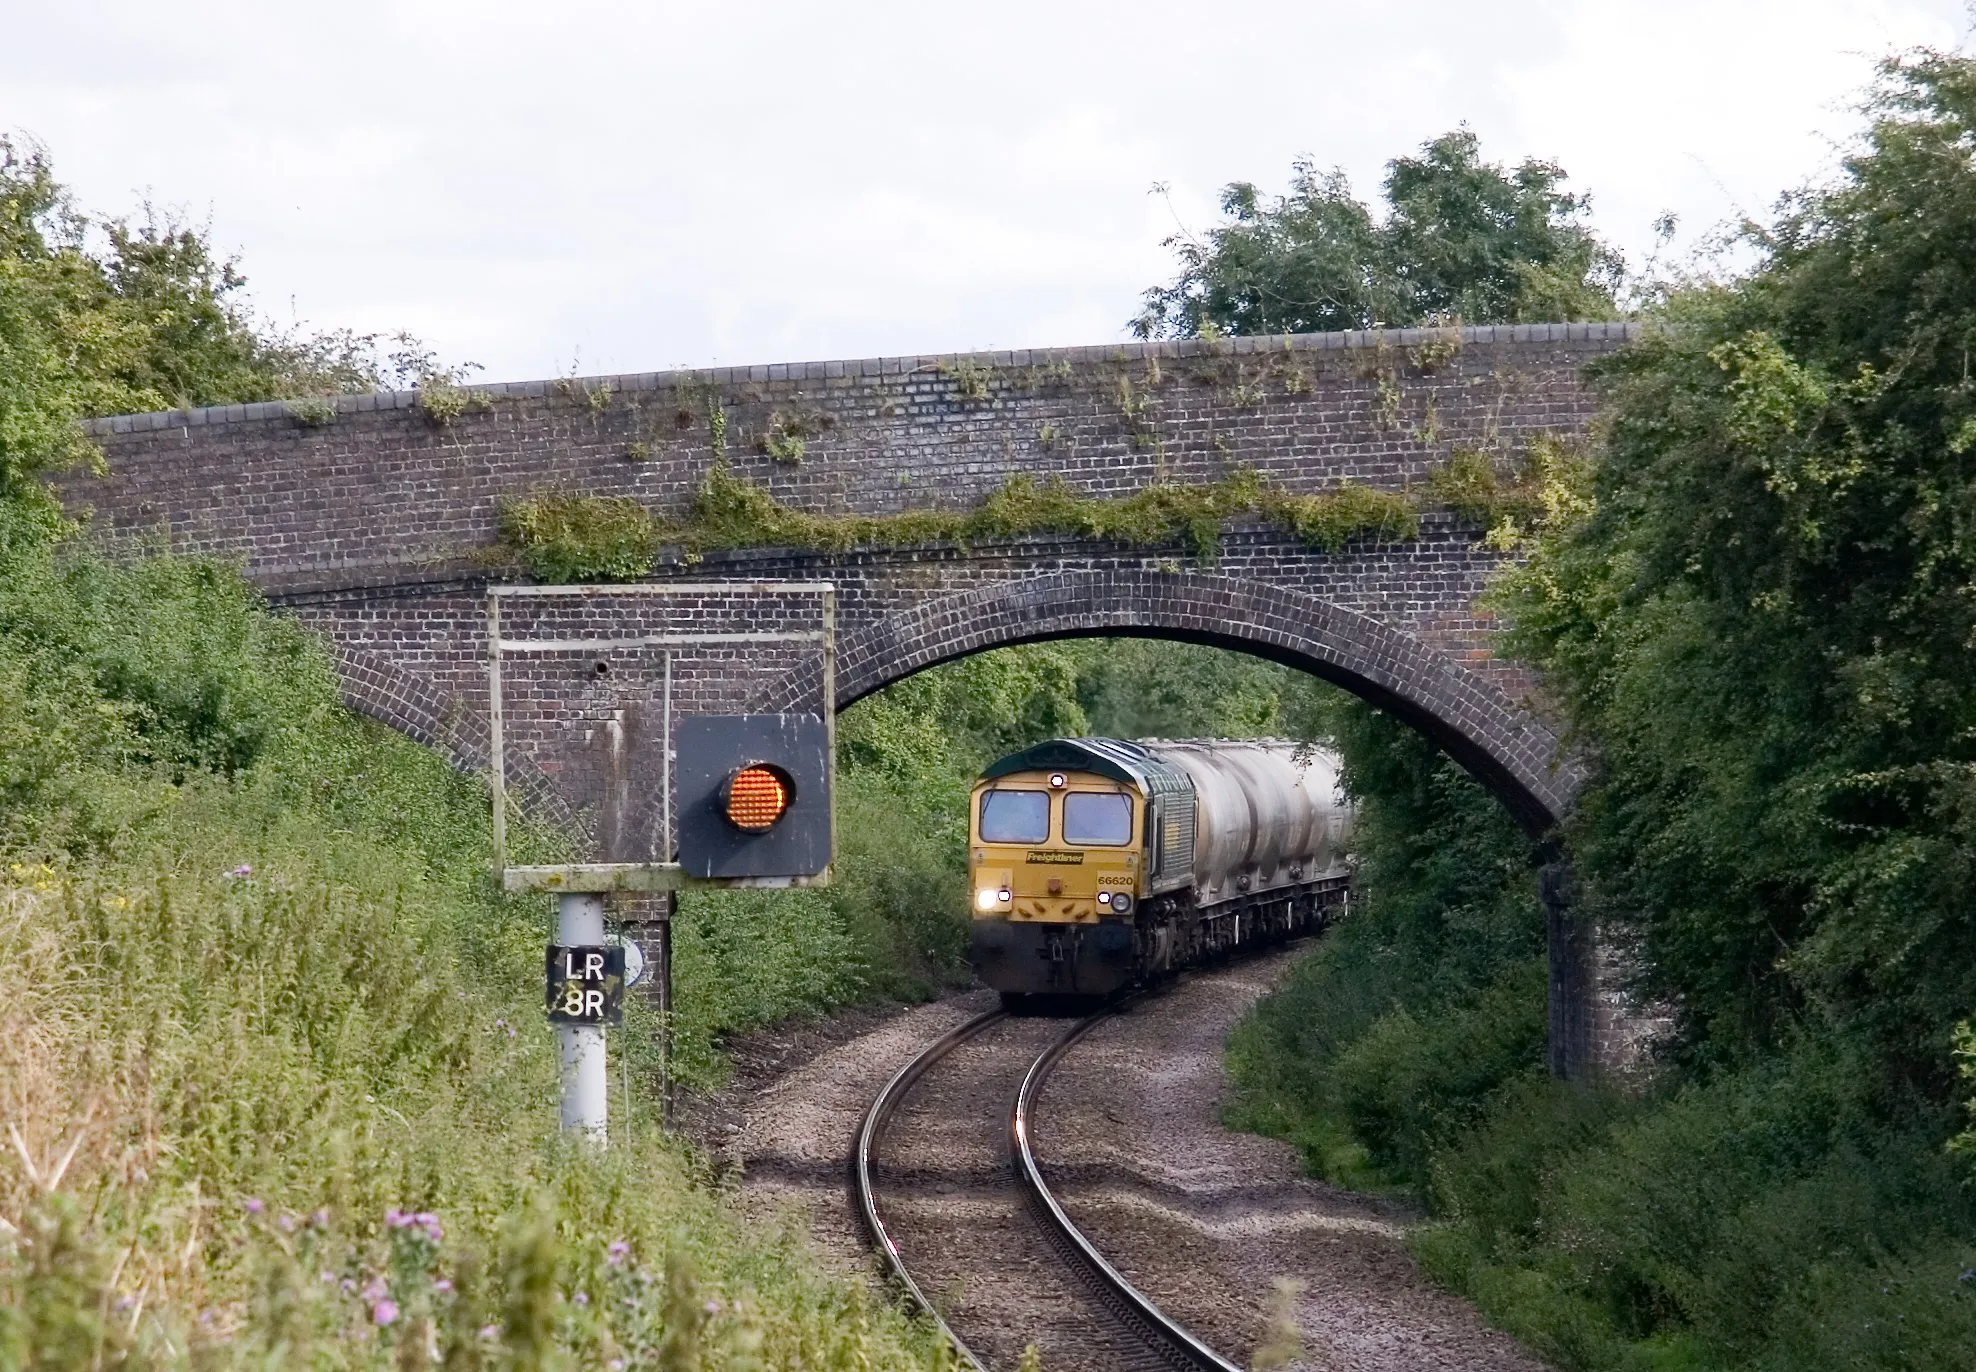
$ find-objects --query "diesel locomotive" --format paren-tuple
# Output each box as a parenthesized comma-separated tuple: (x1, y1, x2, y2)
(966, 737, 1353, 1000)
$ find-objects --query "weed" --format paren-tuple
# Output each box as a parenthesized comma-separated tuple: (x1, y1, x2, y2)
(624, 441, 651, 462)
(939, 359, 993, 404)
(1406, 327, 1463, 373)
(1038, 422, 1061, 450)
(496, 492, 661, 581)
(556, 376, 613, 414)
(759, 409, 831, 466)
(417, 375, 492, 426)
(1374, 378, 1403, 430)
(285, 396, 338, 427)
(1115, 376, 1158, 448)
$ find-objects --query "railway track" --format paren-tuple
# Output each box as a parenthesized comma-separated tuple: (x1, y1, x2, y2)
(854, 1003, 1242, 1372)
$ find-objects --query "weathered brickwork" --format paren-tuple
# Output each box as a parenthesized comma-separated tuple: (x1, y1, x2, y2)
(65, 322, 1645, 1076)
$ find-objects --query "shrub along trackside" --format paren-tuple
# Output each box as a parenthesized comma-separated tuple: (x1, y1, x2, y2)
(1216, 52, 1976, 1372)
(0, 139, 960, 1370)
(0, 511, 961, 1370)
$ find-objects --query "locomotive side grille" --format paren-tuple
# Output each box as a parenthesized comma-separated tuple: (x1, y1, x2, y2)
(1161, 803, 1195, 877)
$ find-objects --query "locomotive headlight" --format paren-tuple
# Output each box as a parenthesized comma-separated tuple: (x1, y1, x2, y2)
(1048, 773, 1066, 788)
(1110, 893, 1132, 914)
(1096, 891, 1112, 906)
(974, 887, 1000, 912)
(998, 888, 1012, 903)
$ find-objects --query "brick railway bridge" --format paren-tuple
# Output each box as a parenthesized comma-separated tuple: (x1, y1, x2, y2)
(65, 321, 1644, 1077)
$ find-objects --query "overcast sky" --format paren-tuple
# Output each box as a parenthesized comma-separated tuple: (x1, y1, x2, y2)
(4, 1, 1971, 384)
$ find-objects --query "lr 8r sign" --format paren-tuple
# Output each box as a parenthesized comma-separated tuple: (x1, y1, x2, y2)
(546, 945, 626, 1025)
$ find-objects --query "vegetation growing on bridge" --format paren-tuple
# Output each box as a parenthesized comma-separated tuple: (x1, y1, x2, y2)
(494, 458, 1443, 581)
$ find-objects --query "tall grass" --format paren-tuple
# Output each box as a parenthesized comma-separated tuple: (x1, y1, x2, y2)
(0, 522, 955, 1369)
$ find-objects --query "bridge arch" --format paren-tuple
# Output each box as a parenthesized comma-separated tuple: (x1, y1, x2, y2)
(756, 568, 1579, 834)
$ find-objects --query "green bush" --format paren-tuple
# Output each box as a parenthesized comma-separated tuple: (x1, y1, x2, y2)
(0, 522, 954, 1369)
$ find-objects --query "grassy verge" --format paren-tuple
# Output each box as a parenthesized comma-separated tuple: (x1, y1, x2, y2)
(0, 513, 956, 1369)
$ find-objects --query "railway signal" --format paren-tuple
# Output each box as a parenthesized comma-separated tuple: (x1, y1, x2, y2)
(677, 714, 831, 879)
(488, 583, 836, 1145)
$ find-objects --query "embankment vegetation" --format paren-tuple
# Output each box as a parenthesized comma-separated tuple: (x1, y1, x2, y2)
(1198, 60, 1976, 1372)
(0, 138, 958, 1369)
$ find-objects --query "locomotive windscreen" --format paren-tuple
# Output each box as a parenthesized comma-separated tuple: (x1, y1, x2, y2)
(1064, 793, 1132, 844)
(980, 789, 1049, 843)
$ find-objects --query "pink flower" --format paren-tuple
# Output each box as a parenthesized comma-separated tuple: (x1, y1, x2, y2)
(606, 1240, 630, 1266)
(479, 1324, 499, 1340)
(385, 1208, 409, 1228)
(361, 1278, 388, 1304)
(242, 1197, 264, 1215)
(312, 1209, 330, 1228)
(372, 1298, 399, 1326)
(433, 1278, 453, 1293)
(230, 864, 252, 878)
(573, 1291, 589, 1306)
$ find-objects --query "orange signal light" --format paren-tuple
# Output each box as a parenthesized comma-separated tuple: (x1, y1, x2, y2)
(722, 765, 791, 832)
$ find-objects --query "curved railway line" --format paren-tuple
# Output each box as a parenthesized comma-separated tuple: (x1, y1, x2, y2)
(855, 1002, 1243, 1372)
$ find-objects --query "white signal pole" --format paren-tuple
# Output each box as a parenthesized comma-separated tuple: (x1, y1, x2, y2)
(556, 892, 609, 1141)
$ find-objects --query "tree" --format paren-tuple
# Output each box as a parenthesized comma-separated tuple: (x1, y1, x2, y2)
(1134, 127, 1624, 339)
(0, 135, 386, 502)
(1499, 48, 1976, 1082)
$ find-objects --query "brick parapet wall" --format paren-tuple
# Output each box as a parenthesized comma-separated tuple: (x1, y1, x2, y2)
(63, 324, 1636, 593)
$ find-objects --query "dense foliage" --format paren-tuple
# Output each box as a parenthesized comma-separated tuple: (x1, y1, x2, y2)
(1133, 127, 1624, 339)
(1217, 57, 1976, 1372)
(0, 141, 963, 1369)
(0, 138, 383, 500)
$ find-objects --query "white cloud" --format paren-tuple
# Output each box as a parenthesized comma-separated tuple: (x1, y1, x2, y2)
(4, 0, 1968, 382)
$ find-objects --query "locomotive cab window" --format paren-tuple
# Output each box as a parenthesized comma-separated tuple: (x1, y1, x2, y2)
(979, 789, 1050, 844)
(1063, 791, 1133, 845)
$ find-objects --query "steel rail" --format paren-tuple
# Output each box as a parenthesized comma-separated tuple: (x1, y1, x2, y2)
(852, 1008, 1006, 1372)
(1012, 1009, 1244, 1372)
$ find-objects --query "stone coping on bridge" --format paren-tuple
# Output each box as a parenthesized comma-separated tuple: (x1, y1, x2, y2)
(79, 320, 1645, 436)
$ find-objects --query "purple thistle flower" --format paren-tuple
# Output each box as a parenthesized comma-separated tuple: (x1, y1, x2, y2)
(479, 1324, 499, 1340)
(372, 1298, 399, 1326)
(243, 1197, 264, 1215)
(573, 1291, 589, 1306)
(231, 864, 252, 878)
(433, 1277, 454, 1293)
(606, 1240, 630, 1266)
(361, 1278, 388, 1304)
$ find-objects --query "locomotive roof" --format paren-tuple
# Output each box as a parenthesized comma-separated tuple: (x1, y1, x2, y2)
(977, 738, 1193, 794)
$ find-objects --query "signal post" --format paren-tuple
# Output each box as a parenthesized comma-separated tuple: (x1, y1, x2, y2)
(488, 583, 836, 1143)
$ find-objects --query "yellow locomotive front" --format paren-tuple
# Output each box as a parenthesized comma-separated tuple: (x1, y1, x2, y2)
(966, 746, 1150, 999)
